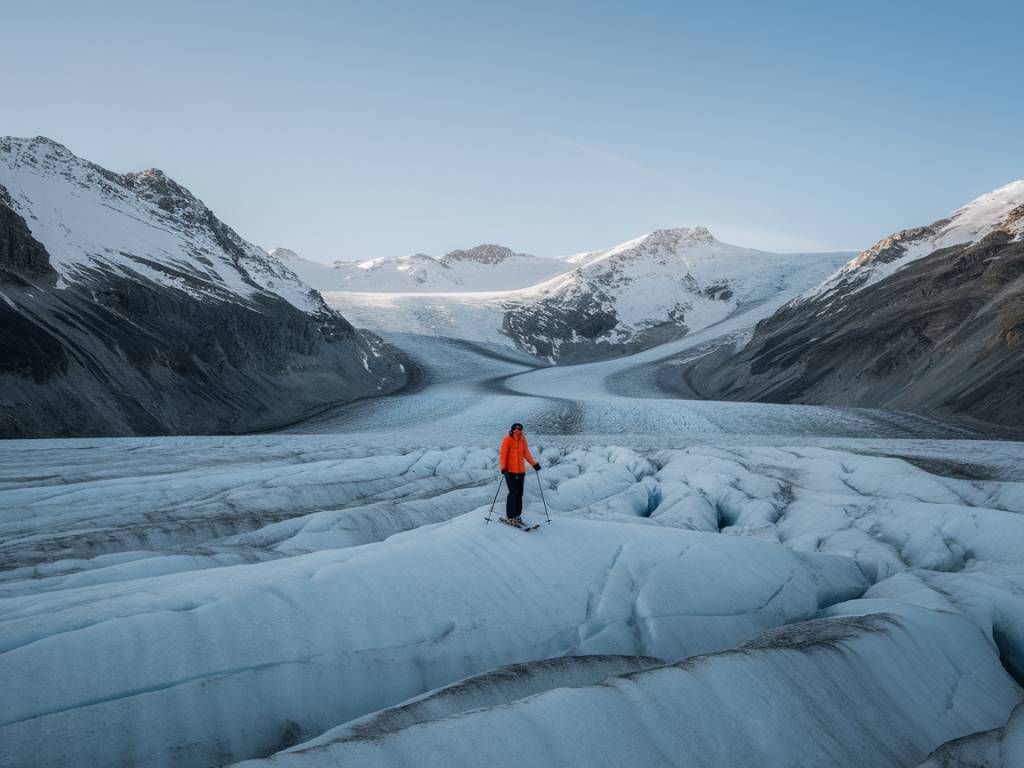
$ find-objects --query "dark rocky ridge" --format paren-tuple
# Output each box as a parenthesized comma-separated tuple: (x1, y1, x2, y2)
(0, 149, 407, 438)
(441, 244, 523, 265)
(502, 286, 622, 363)
(680, 230, 1024, 434)
(502, 285, 692, 364)
(0, 184, 54, 280)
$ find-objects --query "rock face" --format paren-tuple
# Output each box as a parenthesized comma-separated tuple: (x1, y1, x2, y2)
(0, 185, 53, 279)
(440, 243, 520, 265)
(681, 181, 1024, 433)
(0, 137, 407, 438)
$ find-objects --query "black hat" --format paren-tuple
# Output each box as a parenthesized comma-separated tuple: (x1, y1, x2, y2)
(509, 422, 524, 436)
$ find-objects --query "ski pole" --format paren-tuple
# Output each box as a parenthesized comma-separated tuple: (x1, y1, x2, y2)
(485, 475, 503, 523)
(536, 470, 551, 524)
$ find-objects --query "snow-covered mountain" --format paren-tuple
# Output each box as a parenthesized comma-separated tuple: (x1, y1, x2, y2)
(680, 180, 1024, 432)
(274, 243, 571, 293)
(809, 179, 1024, 302)
(326, 227, 851, 363)
(0, 138, 325, 312)
(0, 137, 407, 438)
(502, 227, 850, 362)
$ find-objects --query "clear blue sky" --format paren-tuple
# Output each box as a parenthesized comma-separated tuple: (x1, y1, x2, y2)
(4, 0, 1022, 262)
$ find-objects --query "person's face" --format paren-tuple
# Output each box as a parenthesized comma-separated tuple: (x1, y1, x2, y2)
(513, 426, 522, 435)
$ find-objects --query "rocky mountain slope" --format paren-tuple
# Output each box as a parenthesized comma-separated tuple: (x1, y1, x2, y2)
(274, 243, 570, 292)
(679, 181, 1024, 432)
(0, 137, 407, 438)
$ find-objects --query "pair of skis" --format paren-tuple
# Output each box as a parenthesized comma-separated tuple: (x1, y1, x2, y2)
(499, 517, 540, 532)
(486, 472, 550, 530)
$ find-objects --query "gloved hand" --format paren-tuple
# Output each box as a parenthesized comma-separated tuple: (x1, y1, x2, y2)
(501, 469, 508, 476)
(533, 463, 541, 471)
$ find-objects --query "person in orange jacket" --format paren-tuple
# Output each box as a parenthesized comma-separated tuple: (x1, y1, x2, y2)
(500, 422, 541, 525)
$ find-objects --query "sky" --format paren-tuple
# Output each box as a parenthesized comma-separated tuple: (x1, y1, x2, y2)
(3, 0, 1022, 262)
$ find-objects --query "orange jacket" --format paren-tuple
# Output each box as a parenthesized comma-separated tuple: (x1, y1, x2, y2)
(500, 433, 536, 474)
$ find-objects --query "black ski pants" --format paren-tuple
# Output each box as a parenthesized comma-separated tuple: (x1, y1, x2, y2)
(504, 472, 525, 519)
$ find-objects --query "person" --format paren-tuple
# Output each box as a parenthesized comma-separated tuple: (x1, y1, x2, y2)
(500, 422, 541, 525)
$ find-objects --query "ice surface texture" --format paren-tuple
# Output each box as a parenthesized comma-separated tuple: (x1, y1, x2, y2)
(2, 439, 1023, 768)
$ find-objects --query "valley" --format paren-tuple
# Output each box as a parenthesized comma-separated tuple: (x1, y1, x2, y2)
(2, 136, 1023, 768)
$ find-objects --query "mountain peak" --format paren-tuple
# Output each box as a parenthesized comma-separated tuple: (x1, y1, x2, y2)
(645, 226, 716, 246)
(119, 166, 221, 229)
(127, 167, 195, 200)
(0, 136, 79, 167)
(949, 179, 1024, 237)
(441, 244, 519, 265)
(1, 135, 72, 152)
(564, 226, 730, 271)
(965, 178, 1024, 202)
